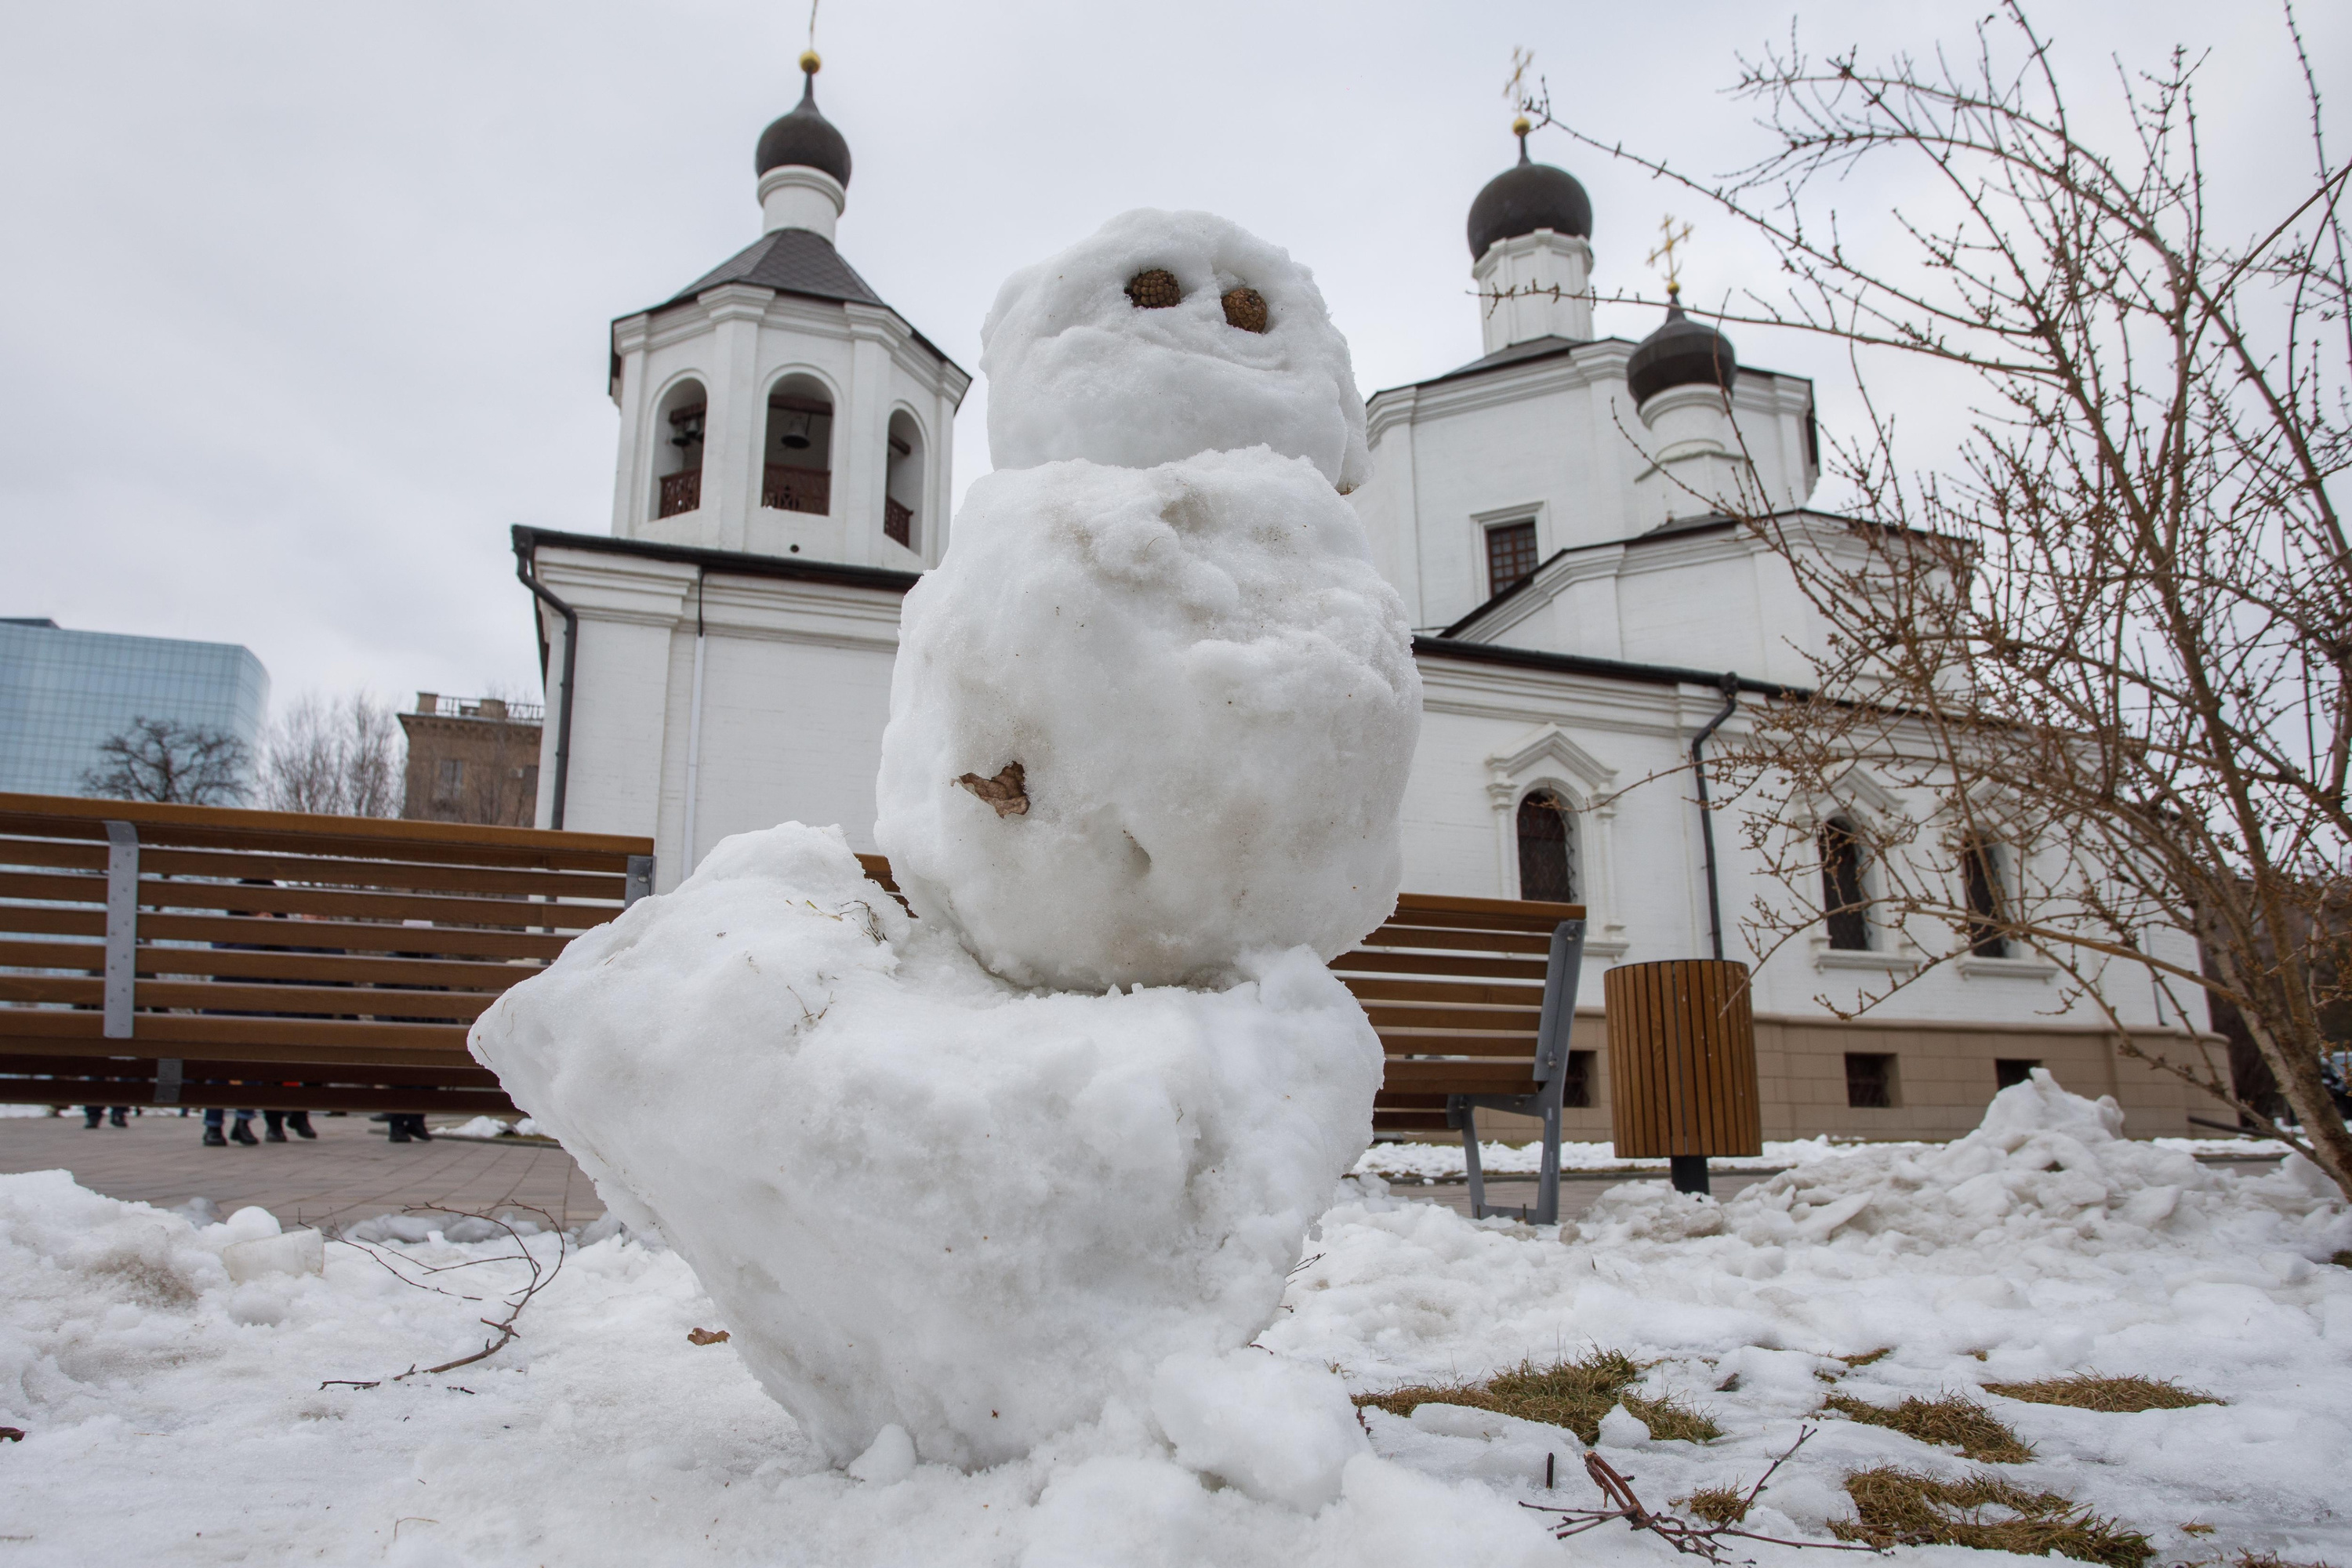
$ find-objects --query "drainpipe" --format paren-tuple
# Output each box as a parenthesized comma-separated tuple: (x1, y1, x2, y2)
(1690, 671, 1742, 962)
(680, 568, 709, 877)
(514, 541, 579, 831)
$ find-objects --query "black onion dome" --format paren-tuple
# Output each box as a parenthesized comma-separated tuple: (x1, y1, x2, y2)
(755, 67, 852, 187)
(1626, 300, 1737, 405)
(1467, 133, 1592, 259)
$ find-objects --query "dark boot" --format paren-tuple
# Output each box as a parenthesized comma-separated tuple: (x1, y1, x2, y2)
(108, 1106, 129, 1128)
(286, 1112, 317, 1140)
(228, 1119, 260, 1147)
(263, 1111, 287, 1143)
(203, 1126, 228, 1147)
(387, 1121, 412, 1143)
(405, 1116, 433, 1143)
(83, 1107, 103, 1129)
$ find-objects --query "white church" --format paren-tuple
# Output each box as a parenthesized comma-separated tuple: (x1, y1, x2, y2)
(514, 60, 2220, 1141)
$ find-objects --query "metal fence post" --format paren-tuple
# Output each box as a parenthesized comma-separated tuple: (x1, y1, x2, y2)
(624, 855, 655, 906)
(102, 822, 138, 1040)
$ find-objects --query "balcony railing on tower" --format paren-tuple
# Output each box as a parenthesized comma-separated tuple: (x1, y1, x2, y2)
(658, 469, 701, 518)
(764, 464, 830, 515)
(884, 497, 914, 547)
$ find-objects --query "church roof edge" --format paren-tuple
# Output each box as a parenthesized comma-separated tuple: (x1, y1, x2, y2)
(1367, 332, 1802, 405)
(1412, 633, 1802, 700)
(513, 525, 922, 596)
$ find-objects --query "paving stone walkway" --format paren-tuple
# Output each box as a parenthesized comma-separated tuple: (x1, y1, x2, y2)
(0, 1110, 604, 1230)
(1, 1114, 1868, 1235)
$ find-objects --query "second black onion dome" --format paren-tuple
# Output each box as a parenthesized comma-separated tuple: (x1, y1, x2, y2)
(756, 54, 852, 187)
(1626, 298, 1737, 405)
(1466, 126, 1593, 260)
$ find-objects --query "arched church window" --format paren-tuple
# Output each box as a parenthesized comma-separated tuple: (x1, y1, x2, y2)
(1820, 816, 1870, 950)
(1516, 789, 1577, 903)
(762, 376, 833, 516)
(653, 379, 706, 520)
(1962, 837, 2007, 957)
(884, 411, 923, 550)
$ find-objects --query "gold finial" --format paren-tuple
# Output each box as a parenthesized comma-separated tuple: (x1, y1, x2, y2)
(800, 49, 821, 73)
(1646, 214, 1694, 299)
(1512, 114, 1531, 137)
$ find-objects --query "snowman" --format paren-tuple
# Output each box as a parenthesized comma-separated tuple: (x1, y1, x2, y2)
(472, 212, 1417, 1501)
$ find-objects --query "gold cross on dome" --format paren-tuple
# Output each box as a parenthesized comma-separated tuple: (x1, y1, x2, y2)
(1646, 215, 1694, 299)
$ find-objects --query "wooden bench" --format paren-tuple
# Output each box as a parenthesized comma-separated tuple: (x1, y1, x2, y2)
(1336, 893, 1588, 1224)
(0, 793, 652, 1115)
(0, 797, 1587, 1222)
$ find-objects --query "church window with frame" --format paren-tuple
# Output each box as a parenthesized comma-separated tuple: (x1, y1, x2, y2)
(1961, 837, 2008, 957)
(1515, 789, 1577, 903)
(1485, 520, 1540, 598)
(1820, 815, 1870, 950)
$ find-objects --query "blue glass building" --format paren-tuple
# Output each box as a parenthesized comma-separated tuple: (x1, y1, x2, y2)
(0, 619, 270, 800)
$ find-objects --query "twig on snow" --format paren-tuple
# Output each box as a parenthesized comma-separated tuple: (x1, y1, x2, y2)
(1520, 1428, 1881, 1561)
(319, 1206, 565, 1391)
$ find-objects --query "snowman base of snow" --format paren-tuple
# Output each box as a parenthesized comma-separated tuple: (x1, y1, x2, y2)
(470, 823, 1378, 1488)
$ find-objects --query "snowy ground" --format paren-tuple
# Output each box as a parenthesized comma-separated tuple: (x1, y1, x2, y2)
(2, 1077, 2346, 1566)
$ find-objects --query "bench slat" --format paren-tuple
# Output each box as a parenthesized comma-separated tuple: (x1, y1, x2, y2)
(1358, 926, 1555, 956)
(1330, 949, 1551, 981)
(0, 869, 621, 932)
(1341, 976, 1545, 1007)
(1, 1011, 474, 1063)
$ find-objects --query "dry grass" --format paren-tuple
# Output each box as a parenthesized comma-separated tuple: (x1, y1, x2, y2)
(1675, 1485, 1753, 1526)
(2330, 1250, 2352, 1269)
(1817, 1347, 1894, 1384)
(2230, 1552, 2337, 1568)
(1983, 1374, 2216, 1413)
(1832, 1466, 2154, 1567)
(1823, 1392, 2034, 1462)
(1355, 1348, 1721, 1445)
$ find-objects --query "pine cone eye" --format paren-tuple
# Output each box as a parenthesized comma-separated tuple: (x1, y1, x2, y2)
(1221, 287, 1269, 333)
(1125, 270, 1182, 309)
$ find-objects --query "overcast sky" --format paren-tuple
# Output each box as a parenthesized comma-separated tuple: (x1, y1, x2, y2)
(2, 1, 2341, 716)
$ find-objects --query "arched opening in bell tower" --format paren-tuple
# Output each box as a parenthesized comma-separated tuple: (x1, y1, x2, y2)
(652, 379, 707, 519)
(762, 374, 834, 515)
(884, 410, 924, 551)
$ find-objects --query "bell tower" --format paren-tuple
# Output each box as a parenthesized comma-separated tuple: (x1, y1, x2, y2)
(603, 52, 970, 568)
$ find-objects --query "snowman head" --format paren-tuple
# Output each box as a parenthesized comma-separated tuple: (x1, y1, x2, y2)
(981, 209, 1372, 492)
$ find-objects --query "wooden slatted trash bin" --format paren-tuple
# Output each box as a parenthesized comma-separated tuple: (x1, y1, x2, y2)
(1603, 959, 1761, 1193)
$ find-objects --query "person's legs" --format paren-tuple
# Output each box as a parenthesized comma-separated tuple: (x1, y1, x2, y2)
(262, 1110, 286, 1143)
(108, 1106, 129, 1128)
(286, 1111, 316, 1139)
(83, 1106, 102, 1129)
(228, 1110, 259, 1146)
(202, 1107, 227, 1147)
